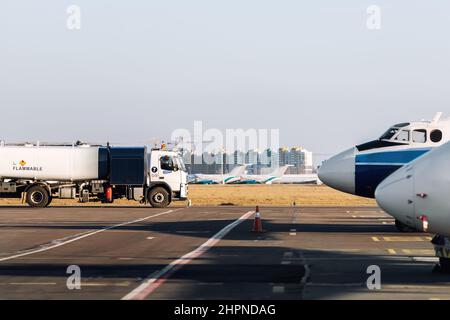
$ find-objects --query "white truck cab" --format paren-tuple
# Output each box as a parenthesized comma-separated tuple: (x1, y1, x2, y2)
(148, 149, 188, 207)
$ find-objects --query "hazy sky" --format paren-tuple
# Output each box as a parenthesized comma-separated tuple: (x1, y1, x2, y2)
(1, 1, 450, 163)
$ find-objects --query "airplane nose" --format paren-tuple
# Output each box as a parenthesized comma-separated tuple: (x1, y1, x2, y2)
(375, 166, 415, 227)
(318, 147, 356, 194)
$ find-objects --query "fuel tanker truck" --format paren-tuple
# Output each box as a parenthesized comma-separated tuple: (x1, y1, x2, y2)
(0, 141, 188, 208)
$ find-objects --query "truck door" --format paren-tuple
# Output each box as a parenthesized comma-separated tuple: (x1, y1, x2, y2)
(158, 155, 180, 190)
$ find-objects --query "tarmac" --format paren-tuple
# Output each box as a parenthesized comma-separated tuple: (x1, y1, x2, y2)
(0, 205, 449, 300)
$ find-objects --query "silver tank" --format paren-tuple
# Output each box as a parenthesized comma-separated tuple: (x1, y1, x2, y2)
(0, 144, 100, 181)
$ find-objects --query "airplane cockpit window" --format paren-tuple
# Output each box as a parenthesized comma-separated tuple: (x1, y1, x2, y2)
(394, 130, 410, 142)
(380, 128, 399, 140)
(430, 129, 443, 143)
(412, 129, 427, 143)
(358, 123, 430, 152)
(393, 123, 410, 128)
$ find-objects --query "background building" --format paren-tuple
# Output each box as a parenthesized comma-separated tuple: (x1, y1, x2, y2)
(287, 147, 314, 174)
(184, 146, 314, 175)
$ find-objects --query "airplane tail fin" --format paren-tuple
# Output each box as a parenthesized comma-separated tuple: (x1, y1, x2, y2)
(270, 165, 289, 178)
(229, 165, 246, 176)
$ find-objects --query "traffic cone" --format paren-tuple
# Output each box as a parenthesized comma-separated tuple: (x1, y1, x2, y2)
(252, 206, 265, 233)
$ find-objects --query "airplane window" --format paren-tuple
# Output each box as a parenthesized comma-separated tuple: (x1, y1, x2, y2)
(393, 123, 410, 128)
(380, 128, 399, 140)
(430, 129, 443, 143)
(356, 140, 406, 152)
(394, 130, 410, 142)
(412, 129, 427, 143)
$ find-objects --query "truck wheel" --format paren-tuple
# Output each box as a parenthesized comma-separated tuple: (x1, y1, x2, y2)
(148, 187, 170, 208)
(26, 186, 50, 208)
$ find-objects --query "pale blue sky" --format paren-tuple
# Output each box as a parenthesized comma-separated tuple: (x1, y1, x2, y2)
(1, 1, 450, 163)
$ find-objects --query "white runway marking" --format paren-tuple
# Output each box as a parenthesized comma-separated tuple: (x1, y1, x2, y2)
(81, 281, 130, 287)
(8, 282, 57, 286)
(295, 256, 410, 261)
(122, 210, 254, 300)
(272, 286, 285, 293)
(412, 257, 439, 263)
(176, 230, 211, 234)
(0, 209, 178, 263)
(376, 236, 432, 242)
(306, 283, 363, 287)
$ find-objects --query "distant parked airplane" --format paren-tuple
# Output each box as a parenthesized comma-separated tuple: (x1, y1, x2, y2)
(238, 165, 289, 184)
(192, 165, 246, 184)
(276, 174, 320, 184)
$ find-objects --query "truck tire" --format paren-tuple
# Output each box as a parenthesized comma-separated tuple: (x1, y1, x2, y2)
(148, 187, 170, 208)
(26, 185, 50, 208)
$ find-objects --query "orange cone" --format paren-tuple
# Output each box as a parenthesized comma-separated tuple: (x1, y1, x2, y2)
(252, 206, 265, 233)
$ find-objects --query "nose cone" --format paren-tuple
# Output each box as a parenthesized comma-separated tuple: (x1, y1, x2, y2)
(375, 167, 415, 227)
(318, 147, 356, 194)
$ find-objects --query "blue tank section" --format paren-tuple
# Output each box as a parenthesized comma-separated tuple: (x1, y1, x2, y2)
(108, 147, 147, 186)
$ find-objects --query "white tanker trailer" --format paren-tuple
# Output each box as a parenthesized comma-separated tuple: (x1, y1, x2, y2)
(0, 141, 188, 208)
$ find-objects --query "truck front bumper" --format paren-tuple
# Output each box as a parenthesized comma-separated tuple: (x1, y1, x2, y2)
(179, 183, 188, 200)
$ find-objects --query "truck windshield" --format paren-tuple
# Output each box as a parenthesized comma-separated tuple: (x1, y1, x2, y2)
(177, 157, 187, 172)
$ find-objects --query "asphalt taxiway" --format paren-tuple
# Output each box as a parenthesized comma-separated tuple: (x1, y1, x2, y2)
(0, 205, 448, 300)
